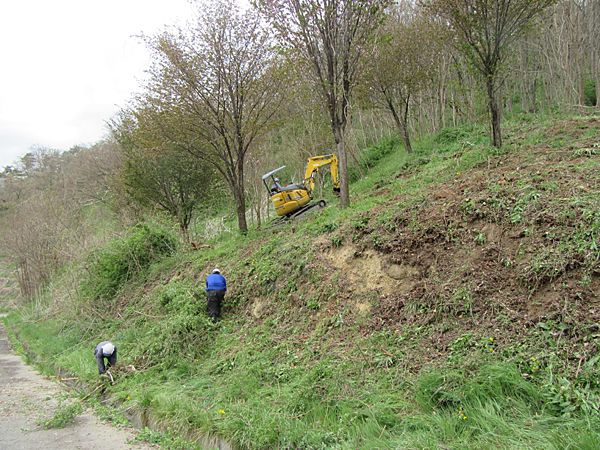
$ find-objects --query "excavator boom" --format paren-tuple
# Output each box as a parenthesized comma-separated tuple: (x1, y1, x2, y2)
(303, 154, 341, 194)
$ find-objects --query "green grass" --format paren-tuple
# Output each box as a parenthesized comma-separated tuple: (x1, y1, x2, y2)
(5, 112, 600, 448)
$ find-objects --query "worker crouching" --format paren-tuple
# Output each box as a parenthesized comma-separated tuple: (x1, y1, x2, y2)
(94, 341, 117, 375)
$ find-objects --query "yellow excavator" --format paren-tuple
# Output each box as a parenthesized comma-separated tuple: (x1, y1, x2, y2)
(262, 153, 341, 219)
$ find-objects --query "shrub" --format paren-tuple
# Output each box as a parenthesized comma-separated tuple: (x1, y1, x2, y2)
(81, 224, 177, 301)
(583, 79, 597, 106)
(350, 136, 400, 182)
(434, 127, 469, 145)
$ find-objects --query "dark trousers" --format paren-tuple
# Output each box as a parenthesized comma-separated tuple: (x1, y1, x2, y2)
(207, 290, 225, 321)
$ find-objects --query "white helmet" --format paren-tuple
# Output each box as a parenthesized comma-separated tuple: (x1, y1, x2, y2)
(212, 268, 221, 274)
(102, 342, 115, 356)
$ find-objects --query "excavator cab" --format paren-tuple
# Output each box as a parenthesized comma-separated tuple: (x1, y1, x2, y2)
(262, 166, 312, 217)
(262, 154, 340, 219)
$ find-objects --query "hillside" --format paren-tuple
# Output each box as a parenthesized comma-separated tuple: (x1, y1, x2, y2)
(4, 114, 600, 449)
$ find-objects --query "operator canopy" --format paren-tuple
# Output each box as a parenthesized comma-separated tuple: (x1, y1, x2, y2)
(262, 166, 286, 180)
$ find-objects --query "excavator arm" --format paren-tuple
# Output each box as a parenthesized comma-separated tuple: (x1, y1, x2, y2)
(303, 154, 341, 194)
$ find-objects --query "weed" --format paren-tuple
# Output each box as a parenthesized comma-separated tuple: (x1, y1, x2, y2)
(474, 232, 486, 245)
(448, 287, 474, 316)
(331, 235, 343, 248)
(91, 400, 130, 426)
(371, 233, 387, 250)
(352, 217, 370, 231)
(502, 257, 513, 268)
(133, 427, 201, 449)
(38, 401, 83, 429)
(510, 188, 541, 223)
(306, 296, 320, 311)
(572, 144, 599, 158)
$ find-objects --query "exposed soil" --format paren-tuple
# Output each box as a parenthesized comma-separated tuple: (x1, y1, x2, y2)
(0, 321, 152, 450)
(313, 125, 599, 371)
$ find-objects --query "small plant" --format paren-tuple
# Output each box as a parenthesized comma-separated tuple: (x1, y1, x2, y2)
(352, 217, 370, 231)
(450, 287, 474, 316)
(319, 221, 339, 233)
(92, 400, 130, 427)
(132, 427, 201, 450)
(572, 145, 599, 158)
(371, 233, 386, 250)
(38, 401, 83, 429)
(331, 235, 343, 248)
(306, 296, 320, 311)
(474, 232, 486, 245)
(483, 336, 495, 353)
(460, 198, 476, 216)
(510, 189, 541, 223)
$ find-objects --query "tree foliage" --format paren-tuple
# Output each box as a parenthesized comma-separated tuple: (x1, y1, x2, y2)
(111, 106, 216, 239)
(141, 0, 284, 233)
(367, 2, 444, 153)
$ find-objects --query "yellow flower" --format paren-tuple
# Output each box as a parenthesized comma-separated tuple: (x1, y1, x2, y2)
(218, 409, 225, 415)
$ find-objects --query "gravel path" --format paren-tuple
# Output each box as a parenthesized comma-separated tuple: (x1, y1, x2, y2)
(0, 319, 152, 450)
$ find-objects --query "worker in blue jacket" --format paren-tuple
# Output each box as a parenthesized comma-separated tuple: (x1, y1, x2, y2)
(205, 268, 227, 322)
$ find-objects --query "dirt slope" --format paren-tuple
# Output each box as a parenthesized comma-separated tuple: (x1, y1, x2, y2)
(312, 117, 599, 371)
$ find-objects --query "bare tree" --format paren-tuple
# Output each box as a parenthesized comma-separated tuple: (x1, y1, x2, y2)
(257, 0, 389, 207)
(429, 0, 556, 147)
(144, 0, 283, 233)
(368, 4, 443, 153)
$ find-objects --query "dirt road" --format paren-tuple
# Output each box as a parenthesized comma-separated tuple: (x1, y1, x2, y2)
(0, 319, 152, 450)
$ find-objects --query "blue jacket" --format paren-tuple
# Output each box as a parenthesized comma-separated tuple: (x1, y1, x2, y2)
(206, 273, 227, 291)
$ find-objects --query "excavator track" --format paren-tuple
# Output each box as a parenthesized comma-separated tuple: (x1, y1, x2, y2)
(270, 199, 326, 226)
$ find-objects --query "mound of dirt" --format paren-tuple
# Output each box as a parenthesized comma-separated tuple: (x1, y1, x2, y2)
(317, 132, 599, 369)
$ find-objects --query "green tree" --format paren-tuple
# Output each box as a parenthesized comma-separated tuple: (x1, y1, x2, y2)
(111, 107, 216, 240)
(143, 0, 283, 233)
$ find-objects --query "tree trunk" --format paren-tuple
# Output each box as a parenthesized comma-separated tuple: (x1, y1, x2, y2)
(334, 127, 350, 208)
(234, 188, 248, 233)
(486, 76, 502, 148)
(180, 223, 190, 243)
(385, 95, 412, 153)
(256, 201, 261, 229)
(233, 160, 248, 234)
(529, 78, 538, 113)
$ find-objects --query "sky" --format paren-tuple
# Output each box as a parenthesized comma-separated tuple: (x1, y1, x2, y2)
(0, 0, 196, 169)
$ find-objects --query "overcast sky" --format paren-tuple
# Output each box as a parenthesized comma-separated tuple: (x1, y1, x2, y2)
(0, 0, 196, 169)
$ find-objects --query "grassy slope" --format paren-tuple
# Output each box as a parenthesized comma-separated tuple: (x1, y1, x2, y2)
(5, 113, 600, 449)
